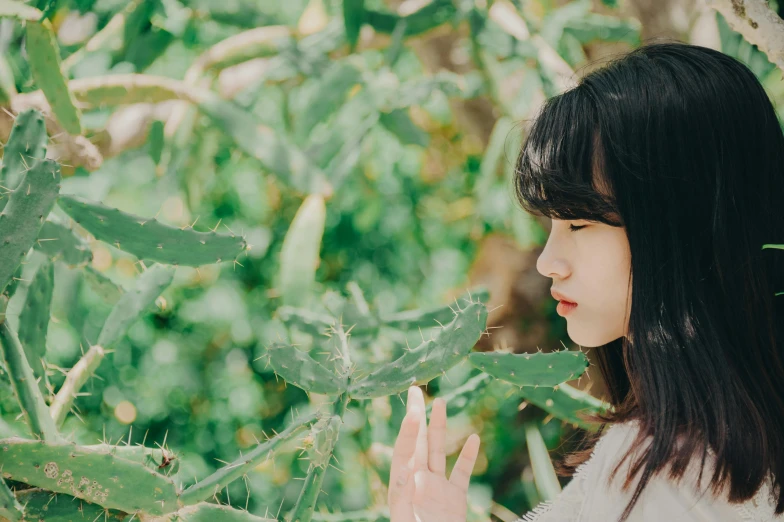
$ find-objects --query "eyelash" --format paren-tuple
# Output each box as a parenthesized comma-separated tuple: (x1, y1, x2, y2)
(568, 224, 587, 232)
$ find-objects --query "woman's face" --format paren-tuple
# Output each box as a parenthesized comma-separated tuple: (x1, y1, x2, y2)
(536, 218, 632, 347)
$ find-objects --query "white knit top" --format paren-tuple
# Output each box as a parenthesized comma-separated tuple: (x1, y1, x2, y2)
(516, 420, 782, 522)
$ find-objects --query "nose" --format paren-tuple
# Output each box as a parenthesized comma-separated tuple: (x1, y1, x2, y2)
(536, 231, 571, 280)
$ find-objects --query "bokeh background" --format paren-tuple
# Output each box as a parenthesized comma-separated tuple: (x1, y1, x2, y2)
(1, 0, 782, 520)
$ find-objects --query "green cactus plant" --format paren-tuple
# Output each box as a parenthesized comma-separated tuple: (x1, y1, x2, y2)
(0, 0, 665, 518)
(0, 158, 61, 298)
(0, 108, 339, 522)
(0, 97, 603, 522)
(0, 109, 48, 206)
(467, 349, 590, 387)
(33, 217, 93, 268)
(57, 195, 248, 267)
(24, 18, 82, 135)
(17, 258, 54, 396)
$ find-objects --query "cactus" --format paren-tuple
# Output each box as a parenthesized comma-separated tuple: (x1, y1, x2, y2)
(0, 109, 48, 205)
(98, 263, 175, 348)
(59, 0, 145, 73)
(12, 71, 334, 194)
(302, 414, 342, 469)
(188, 26, 292, 76)
(0, 264, 23, 319)
(0, 410, 322, 518)
(12, 488, 125, 521)
(519, 382, 612, 431)
(0, 158, 61, 296)
(49, 263, 176, 428)
(378, 287, 490, 332)
(80, 440, 180, 477)
(178, 411, 319, 507)
(0, 436, 181, 515)
(348, 300, 489, 399)
(262, 342, 349, 395)
(286, 409, 344, 522)
(34, 218, 93, 267)
(0, 322, 60, 442)
(0, 108, 338, 520)
(81, 265, 124, 303)
(276, 286, 490, 338)
(0, 17, 617, 513)
(57, 195, 248, 267)
(155, 502, 279, 521)
(10, 489, 283, 522)
(196, 92, 332, 196)
(424, 372, 492, 418)
(277, 194, 327, 307)
(17, 258, 54, 395)
(0, 476, 24, 521)
(468, 349, 590, 387)
(275, 306, 338, 338)
(23, 18, 82, 135)
(364, 0, 457, 38)
(295, 62, 362, 143)
(0, 54, 15, 105)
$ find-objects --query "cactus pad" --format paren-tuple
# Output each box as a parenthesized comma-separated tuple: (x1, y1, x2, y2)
(24, 21, 82, 135)
(348, 301, 488, 399)
(0, 437, 179, 515)
(0, 108, 48, 200)
(97, 263, 175, 348)
(18, 258, 54, 392)
(519, 382, 612, 430)
(35, 219, 93, 267)
(0, 159, 61, 296)
(0, 323, 60, 442)
(262, 343, 348, 396)
(13, 488, 126, 521)
(468, 350, 589, 387)
(57, 195, 247, 267)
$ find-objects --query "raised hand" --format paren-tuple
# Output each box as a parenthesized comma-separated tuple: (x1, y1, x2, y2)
(388, 385, 481, 522)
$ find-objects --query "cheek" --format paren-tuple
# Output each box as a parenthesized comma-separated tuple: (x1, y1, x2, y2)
(581, 237, 631, 305)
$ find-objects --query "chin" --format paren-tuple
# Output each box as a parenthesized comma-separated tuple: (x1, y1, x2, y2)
(565, 325, 614, 348)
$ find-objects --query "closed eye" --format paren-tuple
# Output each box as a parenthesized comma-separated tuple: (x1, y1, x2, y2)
(568, 224, 587, 232)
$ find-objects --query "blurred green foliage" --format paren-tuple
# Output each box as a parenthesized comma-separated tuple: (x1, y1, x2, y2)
(0, 0, 781, 520)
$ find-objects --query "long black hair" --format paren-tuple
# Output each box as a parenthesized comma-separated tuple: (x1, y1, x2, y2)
(513, 41, 784, 520)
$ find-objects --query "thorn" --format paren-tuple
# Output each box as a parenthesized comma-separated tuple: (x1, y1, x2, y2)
(0, 106, 16, 120)
(223, 222, 237, 236)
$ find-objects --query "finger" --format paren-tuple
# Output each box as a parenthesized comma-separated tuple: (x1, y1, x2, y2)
(389, 468, 417, 522)
(407, 386, 429, 471)
(448, 433, 481, 493)
(427, 397, 447, 476)
(389, 411, 420, 508)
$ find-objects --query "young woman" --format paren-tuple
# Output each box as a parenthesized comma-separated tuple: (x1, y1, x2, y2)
(387, 41, 784, 521)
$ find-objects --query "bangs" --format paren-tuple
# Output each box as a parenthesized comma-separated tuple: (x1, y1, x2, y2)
(514, 88, 623, 227)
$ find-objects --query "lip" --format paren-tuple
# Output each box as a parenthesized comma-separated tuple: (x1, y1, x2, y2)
(551, 289, 577, 305)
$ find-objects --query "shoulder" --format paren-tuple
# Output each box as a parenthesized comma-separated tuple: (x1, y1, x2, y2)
(584, 421, 783, 521)
(583, 420, 649, 483)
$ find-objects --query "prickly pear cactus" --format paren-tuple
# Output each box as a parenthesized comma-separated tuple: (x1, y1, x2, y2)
(0, 110, 329, 522)
(0, 106, 607, 521)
